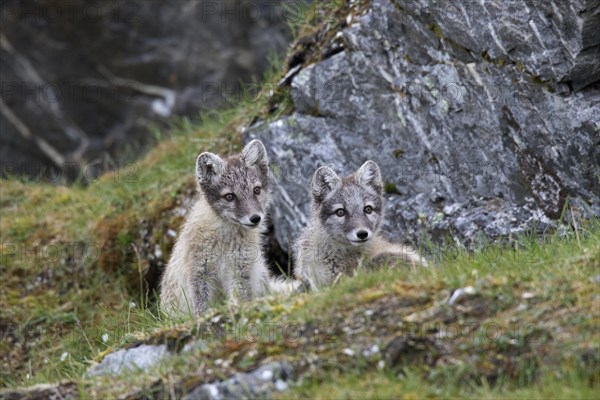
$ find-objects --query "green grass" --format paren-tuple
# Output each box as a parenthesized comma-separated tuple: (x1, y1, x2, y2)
(278, 225, 599, 399)
(287, 368, 599, 400)
(0, 105, 273, 387)
(65, 221, 600, 399)
(2, 220, 590, 397)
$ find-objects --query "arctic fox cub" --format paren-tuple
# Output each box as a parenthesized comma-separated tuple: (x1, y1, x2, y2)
(160, 140, 279, 316)
(295, 161, 426, 291)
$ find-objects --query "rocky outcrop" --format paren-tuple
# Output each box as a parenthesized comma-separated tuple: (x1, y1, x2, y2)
(1, 0, 292, 182)
(245, 0, 600, 252)
(82, 339, 293, 399)
(183, 362, 292, 400)
(86, 344, 168, 377)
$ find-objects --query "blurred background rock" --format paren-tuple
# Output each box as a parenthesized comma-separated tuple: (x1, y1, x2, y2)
(0, 0, 300, 183)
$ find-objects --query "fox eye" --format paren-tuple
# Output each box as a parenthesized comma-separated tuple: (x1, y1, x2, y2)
(224, 193, 235, 202)
(335, 209, 346, 217)
(253, 187, 261, 195)
(364, 206, 373, 214)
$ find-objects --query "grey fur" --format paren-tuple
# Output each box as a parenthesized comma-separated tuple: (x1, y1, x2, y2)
(160, 140, 287, 316)
(295, 161, 426, 290)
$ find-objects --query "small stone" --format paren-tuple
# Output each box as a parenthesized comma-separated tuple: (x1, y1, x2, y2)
(86, 344, 168, 377)
(167, 229, 177, 238)
(154, 245, 162, 258)
(363, 344, 380, 357)
(275, 379, 288, 391)
(204, 384, 219, 399)
(343, 348, 355, 356)
(260, 369, 273, 381)
(521, 292, 535, 299)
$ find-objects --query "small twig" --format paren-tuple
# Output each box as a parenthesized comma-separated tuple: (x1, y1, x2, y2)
(131, 244, 146, 311)
(75, 319, 97, 354)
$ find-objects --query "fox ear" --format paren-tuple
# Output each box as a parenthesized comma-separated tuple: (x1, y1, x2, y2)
(357, 160, 383, 193)
(312, 166, 341, 203)
(196, 152, 225, 185)
(242, 140, 268, 170)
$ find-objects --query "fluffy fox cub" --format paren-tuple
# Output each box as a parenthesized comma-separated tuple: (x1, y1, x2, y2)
(294, 161, 426, 291)
(160, 140, 278, 316)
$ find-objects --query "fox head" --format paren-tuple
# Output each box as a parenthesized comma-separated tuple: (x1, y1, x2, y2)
(311, 160, 384, 246)
(196, 140, 271, 229)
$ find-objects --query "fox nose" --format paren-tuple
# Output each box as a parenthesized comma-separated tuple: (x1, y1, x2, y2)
(249, 215, 261, 225)
(356, 230, 369, 240)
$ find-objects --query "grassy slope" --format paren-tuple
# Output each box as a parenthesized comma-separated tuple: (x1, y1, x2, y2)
(0, 108, 253, 386)
(1, 1, 599, 398)
(86, 223, 600, 398)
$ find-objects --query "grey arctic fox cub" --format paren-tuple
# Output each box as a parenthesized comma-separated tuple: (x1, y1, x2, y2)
(160, 140, 286, 316)
(295, 161, 426, 291)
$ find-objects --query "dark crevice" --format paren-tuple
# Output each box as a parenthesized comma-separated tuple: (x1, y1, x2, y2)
(264, 222, 293, 278)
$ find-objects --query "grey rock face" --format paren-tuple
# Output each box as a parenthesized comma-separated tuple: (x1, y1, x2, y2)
(183, 361, 293, 400)
(424, 0, 600, 91)
(86, 344, 168, 377)
(245, 0, 600, 253)
(1, 0, 293, 182)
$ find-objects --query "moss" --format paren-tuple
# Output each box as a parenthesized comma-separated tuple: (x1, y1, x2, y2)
(281, 0, 371, 76)
(428, 23, 444, 40)
(384, 182, 402, 195)
(393, 149, 405, 158)
(529, 74, 556, 92)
